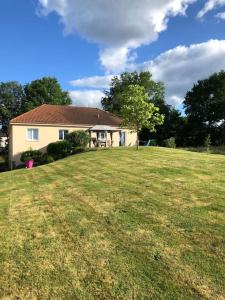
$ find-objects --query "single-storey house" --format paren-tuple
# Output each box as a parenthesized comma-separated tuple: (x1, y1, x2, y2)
(9, 104, 137, 167)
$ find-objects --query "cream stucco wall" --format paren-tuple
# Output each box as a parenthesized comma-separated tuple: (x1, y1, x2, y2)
(9, 123, 137, 167)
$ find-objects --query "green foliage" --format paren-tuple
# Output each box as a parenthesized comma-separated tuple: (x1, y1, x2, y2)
(20, 150, 42, 163)
(101, 71, 183, 146)
(23, 77, 72, 111)
(163, 137, 176, 148)
(184, 70, 225, 146)
(72, 147, 86, 154)
(204, 134, 211, 153)
(66, 131, 89, 148)
(150, 139, 157, 146)
(0, 78, 71, 141)
(120, 85, 164, 149)
(0, 81, 25, 136)
(47, 140, 72, 160)
(101, 71, 165, 115)
(40, 153, 54, 165)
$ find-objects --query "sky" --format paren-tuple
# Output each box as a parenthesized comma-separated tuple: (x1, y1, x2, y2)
(0, 0, 225, 110)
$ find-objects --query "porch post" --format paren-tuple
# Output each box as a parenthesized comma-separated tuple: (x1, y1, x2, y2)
(105, 130, 107, 147)
(89, 130, 91, 148)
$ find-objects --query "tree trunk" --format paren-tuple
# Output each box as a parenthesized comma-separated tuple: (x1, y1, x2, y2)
(136, 127, 139, 150)
(136, 138, 139, 150)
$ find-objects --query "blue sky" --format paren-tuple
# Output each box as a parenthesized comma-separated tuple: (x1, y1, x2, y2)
(0, 0, 225, 108)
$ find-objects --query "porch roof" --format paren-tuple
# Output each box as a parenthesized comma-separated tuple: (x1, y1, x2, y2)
(90, 125, 120, 132)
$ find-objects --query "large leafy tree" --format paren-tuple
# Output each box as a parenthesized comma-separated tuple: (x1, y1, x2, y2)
(184, 70, 225, 145)
(102, 71, 183, 145)
(101, 71, 164, 115)
(0, 81, 25, 137)
(120, 85, 164, 149)
(24, 77, 71, 111)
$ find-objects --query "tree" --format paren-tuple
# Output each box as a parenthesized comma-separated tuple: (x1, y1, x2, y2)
(120, 85, 164, 149)
(101, 71, 164, 115)
(102, 71, 183, 145)
(184, 70, 225, 146)
(24, 77, 71, 111)
(0, 81, 25, 137)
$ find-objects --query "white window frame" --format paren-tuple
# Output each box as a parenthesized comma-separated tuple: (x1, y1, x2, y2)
(98, 131, 106, 140)
(27, 128, 39, 141)
(59, 129, 69, 140)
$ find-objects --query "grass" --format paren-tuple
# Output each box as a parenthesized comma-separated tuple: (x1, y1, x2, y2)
(183, 145, 225, 155)
(0, 147, 225, 299)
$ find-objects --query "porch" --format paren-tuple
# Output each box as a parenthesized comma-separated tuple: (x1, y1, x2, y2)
(89, 125, 126, 148)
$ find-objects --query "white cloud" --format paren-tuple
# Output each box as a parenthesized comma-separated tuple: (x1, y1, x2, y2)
(70, 75, 113, 89)
(142, 39, 225, 105)
(69, 40, 225, 107)
(215, 11, 225, 18)
(197, 0, 225, 18)
(69, 90, 104, 107)
(38, 0, 195, 72)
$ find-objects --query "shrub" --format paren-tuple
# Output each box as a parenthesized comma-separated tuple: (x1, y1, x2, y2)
(47, 140, 72, 160)
(20, 150, 42, 164)
(163, 137, 176, 148)
(150, 139, 157, 146)
(40, 153, 54, 165)
(72, 147, 86, 155)
(204, 134, 211, 153)
(66, 130, 89, 148)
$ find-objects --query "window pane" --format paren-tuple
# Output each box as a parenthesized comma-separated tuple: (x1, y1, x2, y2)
(33, 129, 38, 140)
(59, 130, 69, 140)
(27, 129, 38, 140)
(59, 130, 63, 140)
(27, 129, 32, 140)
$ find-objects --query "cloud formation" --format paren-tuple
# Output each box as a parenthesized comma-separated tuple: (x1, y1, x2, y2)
(197, 0, 225, 18)
(70, 40, 225, 107)
(69, 90, 104, 107)
(215, 11, 225, 18)
(70, 75, 113, 89)
(38, 0, 195, 72)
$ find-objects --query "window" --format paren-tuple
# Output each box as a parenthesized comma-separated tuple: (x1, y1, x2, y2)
(27, 128, 39, 141)
(97, 132, 106, 140)
(59, 130, 69, 140)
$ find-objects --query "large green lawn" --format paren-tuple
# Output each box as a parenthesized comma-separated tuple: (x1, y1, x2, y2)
(0, 147, 224, 299)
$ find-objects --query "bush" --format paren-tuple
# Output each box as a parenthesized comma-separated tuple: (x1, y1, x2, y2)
(47, 140, 72, 160)
(204, 134, 211, 153)
(150, 139, 157, 146)
(163, 137, 176, 148)
(72, 147, 86, 155)
(40, 153, 54, 165)
(66, 131, 89, 148)
(20, 150, 42, 164)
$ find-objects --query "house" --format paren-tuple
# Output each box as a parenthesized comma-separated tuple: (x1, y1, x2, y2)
(9, 104, 137, 167)
(0, 130, 7, 149)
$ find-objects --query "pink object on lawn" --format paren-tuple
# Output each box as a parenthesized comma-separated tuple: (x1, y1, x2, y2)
(25, 160, 34, 169)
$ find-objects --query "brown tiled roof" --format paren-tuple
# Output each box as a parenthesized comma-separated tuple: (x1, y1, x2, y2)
(10, 104, 122, 126)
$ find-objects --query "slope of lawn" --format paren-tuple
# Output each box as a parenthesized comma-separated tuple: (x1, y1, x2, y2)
(0, 147, 224, 299)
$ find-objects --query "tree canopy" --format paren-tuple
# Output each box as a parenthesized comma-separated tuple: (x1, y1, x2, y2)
(102, 71, 184, 145)
(120, 85, 164, 149)
(101, 71, 165, 115)
(24, 77, 71, 111)
(0, 77, 71, 137)
(184, 70, 225, 145)
(0, 81, 25, 136)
